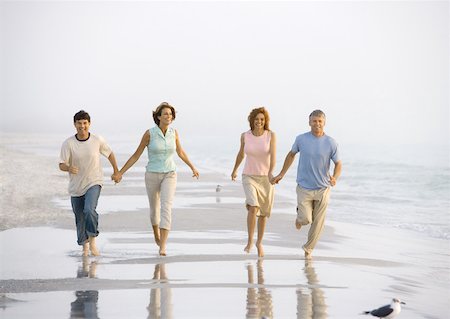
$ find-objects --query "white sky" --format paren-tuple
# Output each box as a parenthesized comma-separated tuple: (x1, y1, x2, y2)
(0, 1, 448, 147)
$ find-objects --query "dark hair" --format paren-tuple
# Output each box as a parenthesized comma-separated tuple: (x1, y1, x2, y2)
(248, 107, 270, 131)
(309, 109, 326, 119)
(152, 102, 176, 125)
(73, 110, 90, 123)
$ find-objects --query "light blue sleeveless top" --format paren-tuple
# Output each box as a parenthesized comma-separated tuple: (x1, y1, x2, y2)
(146, 126, 177, 173)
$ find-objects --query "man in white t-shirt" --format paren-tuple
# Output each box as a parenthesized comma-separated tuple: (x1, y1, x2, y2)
(59, 110, 119, 256)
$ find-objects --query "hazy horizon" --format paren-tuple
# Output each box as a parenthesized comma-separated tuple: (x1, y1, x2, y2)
(1, 1, 448, 147)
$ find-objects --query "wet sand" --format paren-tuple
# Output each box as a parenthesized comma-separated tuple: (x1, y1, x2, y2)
(1, 155, 449, 317)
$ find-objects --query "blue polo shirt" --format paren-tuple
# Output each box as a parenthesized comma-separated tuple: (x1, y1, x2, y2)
(291, 132, 340, 190)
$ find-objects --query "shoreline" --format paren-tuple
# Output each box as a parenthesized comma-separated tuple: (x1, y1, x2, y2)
(1, 141, 449, 318)
(1, 219, 448, 317)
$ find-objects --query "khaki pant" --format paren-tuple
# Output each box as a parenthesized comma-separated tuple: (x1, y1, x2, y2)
(145, 171, 177, 230)
(296, 185, 331, 254)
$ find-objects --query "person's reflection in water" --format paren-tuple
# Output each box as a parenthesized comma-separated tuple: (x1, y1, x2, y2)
(148, 263, 173, 319)
(78, 256, 97, 278)
(296, 259, 327, 319)
(71, 257, 99, 318)
(70, 290, 99, 319)
(246, 259, 273, 319)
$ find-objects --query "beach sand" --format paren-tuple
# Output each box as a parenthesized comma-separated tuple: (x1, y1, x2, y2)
(1, 146, 449, 318)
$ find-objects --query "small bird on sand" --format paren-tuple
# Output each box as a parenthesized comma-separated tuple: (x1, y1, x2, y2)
(362, 298, 405, 318)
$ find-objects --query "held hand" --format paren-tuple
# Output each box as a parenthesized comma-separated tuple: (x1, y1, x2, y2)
(69, 166, 79, 175)
(330, 176, 337, 187)
(192, 168, 199, 179)
(271, 174, 282, 185)
(111, 173, 122, 184)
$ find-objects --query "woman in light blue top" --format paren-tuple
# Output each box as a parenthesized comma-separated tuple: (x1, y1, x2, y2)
(113, 102, 199, 256)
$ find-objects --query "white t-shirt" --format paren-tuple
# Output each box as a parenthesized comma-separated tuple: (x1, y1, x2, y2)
(60, 133, 112, 196)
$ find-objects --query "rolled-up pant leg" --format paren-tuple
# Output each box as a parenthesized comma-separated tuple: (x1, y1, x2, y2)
(159, 172, 177, 230)
(145, 172, 161, 227)
(302, 187, 330, 254)
(71, 185, 101, 245)
(145, 171, 177, 230)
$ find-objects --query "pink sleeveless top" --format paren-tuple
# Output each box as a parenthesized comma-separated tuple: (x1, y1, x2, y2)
(242, 130, 271, 175)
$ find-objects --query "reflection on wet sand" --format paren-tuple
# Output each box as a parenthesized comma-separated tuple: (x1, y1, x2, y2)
(70, 290, 99, 319)
(296, 260, 327, 319)
(246, 260, 273, 319)
(78, 257, 97, 279)
(148, 263, 173, 319)
(71, 258, 99, 318)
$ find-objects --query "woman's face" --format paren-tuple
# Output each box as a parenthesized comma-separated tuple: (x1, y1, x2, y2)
(253, 113, 265, 130)
(158, 107, 173, 126)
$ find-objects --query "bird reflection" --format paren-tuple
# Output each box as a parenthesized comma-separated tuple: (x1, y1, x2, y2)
(246, 259, 273, 319)
(296, 259, 327, 319)
(148, 263, 173, 319)
(71, 257, 99, 318)
(216, 185, 222, 203)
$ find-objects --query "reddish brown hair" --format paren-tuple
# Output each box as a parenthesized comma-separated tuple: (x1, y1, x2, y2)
(248, 107, 270, 131)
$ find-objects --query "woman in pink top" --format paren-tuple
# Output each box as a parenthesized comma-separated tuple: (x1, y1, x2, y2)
(231, 107, 276, 257)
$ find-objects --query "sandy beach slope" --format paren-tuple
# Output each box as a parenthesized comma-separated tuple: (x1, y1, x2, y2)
(0, 145, 449, 318)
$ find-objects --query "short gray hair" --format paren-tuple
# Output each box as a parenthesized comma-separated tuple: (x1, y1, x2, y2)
(309, 109, 326, 119)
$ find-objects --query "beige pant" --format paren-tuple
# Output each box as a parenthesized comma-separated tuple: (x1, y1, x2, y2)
(145, 171, 177, 230)
(296, 185, 331, 254)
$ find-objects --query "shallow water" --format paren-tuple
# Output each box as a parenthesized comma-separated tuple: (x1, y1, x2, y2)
(1, 133, 449, 318)
(1, 226, 448, 318)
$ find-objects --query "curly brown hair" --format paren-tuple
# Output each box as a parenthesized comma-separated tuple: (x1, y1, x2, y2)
(152, 102, 176, 125)
(248, 107, 270, 131)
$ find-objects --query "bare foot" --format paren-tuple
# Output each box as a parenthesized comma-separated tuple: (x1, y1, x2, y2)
(244, 242, 253, 253)
(89, 244, 100, 257)
(256, 243, 264, 258)
(304, 250, 312, 260)
(152, 226, 161, 246)
(295, 219, 302, 230)
(82, 243, 89, 257)
(88, 237, 100, 256)
(159, 244, 167, 256)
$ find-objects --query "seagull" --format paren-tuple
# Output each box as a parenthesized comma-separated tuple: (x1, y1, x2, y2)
(362, 298, 406, 318)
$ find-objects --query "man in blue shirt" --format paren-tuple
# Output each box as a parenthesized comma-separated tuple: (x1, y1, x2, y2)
(272, 110, 342, 259)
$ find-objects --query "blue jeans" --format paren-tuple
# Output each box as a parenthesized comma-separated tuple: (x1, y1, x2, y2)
(71, 185, 101, 245)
